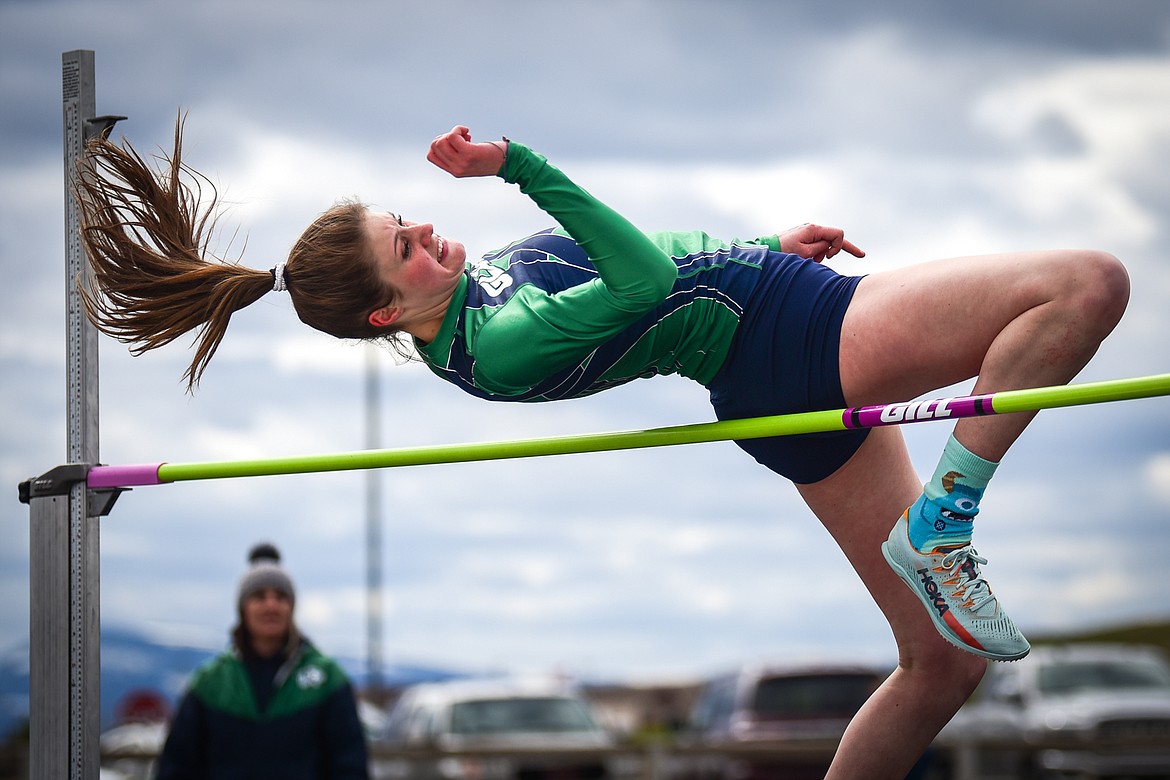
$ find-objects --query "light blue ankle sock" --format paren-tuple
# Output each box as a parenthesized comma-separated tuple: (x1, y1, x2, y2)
(909, 434, 999, 552)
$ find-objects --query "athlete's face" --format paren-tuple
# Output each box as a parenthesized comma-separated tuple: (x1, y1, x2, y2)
(364, 211, 466, 338)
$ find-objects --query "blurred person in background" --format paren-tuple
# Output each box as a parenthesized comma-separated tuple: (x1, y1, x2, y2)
(155, 542, 368, 780)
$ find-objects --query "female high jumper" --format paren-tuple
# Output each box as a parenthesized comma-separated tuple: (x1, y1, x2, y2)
(75, 121, 1129, 779)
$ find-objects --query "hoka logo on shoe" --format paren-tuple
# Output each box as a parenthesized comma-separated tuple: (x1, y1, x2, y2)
(917, 568, 950, 616)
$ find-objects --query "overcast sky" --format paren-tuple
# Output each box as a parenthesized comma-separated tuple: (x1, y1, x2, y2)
(2, 0, 1169, 688)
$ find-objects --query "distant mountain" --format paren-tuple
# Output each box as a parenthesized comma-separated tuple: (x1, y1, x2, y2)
(0, 624, 472, 744)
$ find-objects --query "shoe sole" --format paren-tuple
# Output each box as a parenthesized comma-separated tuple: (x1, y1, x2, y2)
(881, 540, 1030, 663)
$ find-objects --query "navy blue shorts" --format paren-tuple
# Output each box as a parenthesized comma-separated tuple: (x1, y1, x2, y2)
(707, 253, 867, 484)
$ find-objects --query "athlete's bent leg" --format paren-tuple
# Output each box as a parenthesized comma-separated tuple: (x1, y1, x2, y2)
(798, 427, 987, 780)
(832, 248, 1128, 656)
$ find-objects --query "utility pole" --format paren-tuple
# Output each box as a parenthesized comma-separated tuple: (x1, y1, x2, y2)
(364, 346, 384, 695)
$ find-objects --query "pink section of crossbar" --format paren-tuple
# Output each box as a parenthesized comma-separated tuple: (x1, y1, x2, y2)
(87, 463, 165, 488)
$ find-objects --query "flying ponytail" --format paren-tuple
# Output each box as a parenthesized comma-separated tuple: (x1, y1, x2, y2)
(74, 115, 405, 392)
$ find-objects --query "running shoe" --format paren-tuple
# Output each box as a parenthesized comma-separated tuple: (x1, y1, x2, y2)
(881, 509, 1030, 661)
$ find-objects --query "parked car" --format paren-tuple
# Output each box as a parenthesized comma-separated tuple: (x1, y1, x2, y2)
(937, 643, 1170, 779)
(371, 677, 633, 780)
(671, 663, 887, 780)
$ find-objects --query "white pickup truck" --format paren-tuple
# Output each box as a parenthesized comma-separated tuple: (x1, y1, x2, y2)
(936, 643, 1170, 780)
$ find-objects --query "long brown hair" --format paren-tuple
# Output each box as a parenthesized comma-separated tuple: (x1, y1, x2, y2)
(74, 115, 407, 392)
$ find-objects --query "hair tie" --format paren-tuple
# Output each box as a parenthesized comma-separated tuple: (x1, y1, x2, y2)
(271, 263, 288, 293)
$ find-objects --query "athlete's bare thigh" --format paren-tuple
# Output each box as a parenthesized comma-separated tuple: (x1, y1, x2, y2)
(836, 250, 1098, 407)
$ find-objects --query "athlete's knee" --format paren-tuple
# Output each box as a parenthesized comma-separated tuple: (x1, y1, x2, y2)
(1062, 250, 1130, 331)
(899, 642, 988, 700)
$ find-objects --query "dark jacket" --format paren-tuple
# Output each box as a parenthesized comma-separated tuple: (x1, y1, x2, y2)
(155, 639, 368, 779)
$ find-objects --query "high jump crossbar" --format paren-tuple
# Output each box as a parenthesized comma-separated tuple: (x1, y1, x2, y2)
(86, 372, 1170, 488)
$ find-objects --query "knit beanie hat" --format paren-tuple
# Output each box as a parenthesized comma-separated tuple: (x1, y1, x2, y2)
(236, 542, 296, 613)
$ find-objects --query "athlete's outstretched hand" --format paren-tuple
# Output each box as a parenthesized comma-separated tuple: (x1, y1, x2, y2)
(427, 126, 508, 178)
(778, 223, 865, 263)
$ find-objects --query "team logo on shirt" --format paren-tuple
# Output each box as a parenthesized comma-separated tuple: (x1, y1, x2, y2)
(296, 665, 326, 689)
(469, 258, 514, 296)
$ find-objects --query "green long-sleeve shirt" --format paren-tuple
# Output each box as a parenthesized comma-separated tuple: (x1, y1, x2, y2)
(417, 142, 779, 401)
